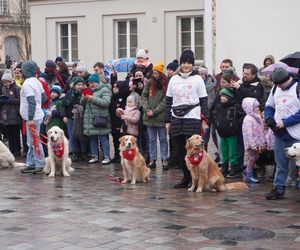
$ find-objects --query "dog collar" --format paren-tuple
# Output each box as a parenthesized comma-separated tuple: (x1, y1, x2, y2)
(51, 142, 64, 158)
(188, 151, 203, 166)
(122, 149, 136, 161)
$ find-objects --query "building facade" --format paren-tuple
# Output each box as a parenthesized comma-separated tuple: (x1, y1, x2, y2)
(0, 0, 30, 64)
(29, 0, 211, 72)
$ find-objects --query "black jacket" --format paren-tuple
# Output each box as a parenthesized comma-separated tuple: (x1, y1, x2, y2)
(210, 98, 244, 137)
(109, 92, 126, 133)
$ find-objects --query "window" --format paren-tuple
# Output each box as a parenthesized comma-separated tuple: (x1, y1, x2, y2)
(0, 0, 8, 15)
(179, 16, 203, 61)
(115, 20, 137, 58)
(58, 23, 78, 62)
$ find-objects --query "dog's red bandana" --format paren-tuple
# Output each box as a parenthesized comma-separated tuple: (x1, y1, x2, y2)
(51, 142, 64, 158)
(122, 149, 136, 161)
(188, 151, 203, 166)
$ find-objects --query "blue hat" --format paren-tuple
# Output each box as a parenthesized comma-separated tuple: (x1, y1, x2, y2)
(51, 85, 62, 95)
(22, 60, 37, 79)
(167, 60, 179, 71)
(88, 74, 100, 84)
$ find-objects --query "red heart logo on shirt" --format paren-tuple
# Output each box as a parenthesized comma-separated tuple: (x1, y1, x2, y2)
(282, 99, 287, 103)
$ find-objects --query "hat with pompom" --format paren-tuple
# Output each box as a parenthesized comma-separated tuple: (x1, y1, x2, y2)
(167, 59, 179, 72)
(1, 69, 13, 82)
(136, 48, 149, 59)
(152, 62, 164, 74)
(76, 61, 87, 72)
(51, 85, 62, 95)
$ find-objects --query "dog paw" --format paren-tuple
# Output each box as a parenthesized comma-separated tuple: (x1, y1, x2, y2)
(48, 173, 55, 177)
(188, 187, 194, 192)
(121, 179, 128, 184)
(196, 188, 203, 193)
(131, 181, 136, 185)
(63, 172, 70, 177)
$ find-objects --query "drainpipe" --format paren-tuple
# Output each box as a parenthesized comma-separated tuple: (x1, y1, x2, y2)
(204, 0, 213, 73)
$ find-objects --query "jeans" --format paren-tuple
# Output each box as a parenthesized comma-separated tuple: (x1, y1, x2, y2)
(273, 136, 299, 193)
(90, 135, 110, 158)
(26, 119, 45, 168)
(147, 126, 168, 161)
(67, 119, 87, 154)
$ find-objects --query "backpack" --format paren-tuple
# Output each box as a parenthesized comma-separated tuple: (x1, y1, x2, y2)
(272, 81, 300, 99)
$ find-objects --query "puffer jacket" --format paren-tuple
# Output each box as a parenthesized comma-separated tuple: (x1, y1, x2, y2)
(0, 83, 22, 125)
(141, 79, 166, 127)
(242, 97, 266, 150)
(81, 83, 112, 136)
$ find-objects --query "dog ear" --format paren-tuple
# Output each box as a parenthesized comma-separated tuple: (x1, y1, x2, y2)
(132, 136, 137, 144)
(185, 137, 192, 151)
(119, 136, 124, 143)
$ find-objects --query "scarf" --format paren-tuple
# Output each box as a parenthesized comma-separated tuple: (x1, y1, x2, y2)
(122, 148, 136, 161)
(187, 151, 203, 166)
(51, 142, 64, 158)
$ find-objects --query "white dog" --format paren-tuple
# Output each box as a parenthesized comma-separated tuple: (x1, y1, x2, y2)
(44, 126, 73, 177)
(0, 140, 26, 168)
(285, 142, 300, 166)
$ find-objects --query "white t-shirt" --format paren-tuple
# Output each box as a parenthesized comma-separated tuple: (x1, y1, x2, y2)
(20, 77, 45, 121)
(166, 74, 207, 119)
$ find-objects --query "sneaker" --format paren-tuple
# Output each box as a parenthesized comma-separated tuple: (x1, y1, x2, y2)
(227, 166, 243, 178)
(265, 188, 284, 200)
(21, 166, 35, 173)
(71, 153, 80, 162)
(101, 157, 111, 164)
(32, 167, 44, 174)
(148, 160, 156, 169)
(245, 176, 259, 184)
(162, 160, 169, 171)
(88, 156, 98, 164)
(220, 163, 229, 176)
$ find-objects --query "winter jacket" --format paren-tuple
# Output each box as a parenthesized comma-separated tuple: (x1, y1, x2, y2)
(60, 88, 82, 119)
(210, 97, 243, 137)
(242, 97, 266, 150)
(121, 108, 140, 137)
(109, 91, 126, 134)
(46, 98, 64, 131)
(0, 83, 22, 125)
(235, 76, 264, 108)
(141, 79, 166, 127)
(81, 83, 112, 136)
(204, 74, 217, 110)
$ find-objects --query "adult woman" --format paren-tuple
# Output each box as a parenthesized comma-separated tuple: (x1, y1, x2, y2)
(142, 63, 168, 171)
(165, 50, 209, 188)
(81, 74, 112, 164)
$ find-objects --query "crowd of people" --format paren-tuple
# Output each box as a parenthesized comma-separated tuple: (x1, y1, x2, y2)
(0, 49, 299, 200)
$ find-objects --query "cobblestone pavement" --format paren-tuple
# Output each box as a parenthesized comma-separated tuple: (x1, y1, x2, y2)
(0, 157, 300, 250)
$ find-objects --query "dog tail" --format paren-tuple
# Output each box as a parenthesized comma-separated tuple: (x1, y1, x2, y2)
(225, 182, 248, 191)
(67, 166, 75, 172)
(13, 162, 26, 168)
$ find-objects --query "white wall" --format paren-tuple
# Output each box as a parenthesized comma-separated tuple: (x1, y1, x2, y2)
(29, 0, 204, 72)
(215, 0, 300, 76)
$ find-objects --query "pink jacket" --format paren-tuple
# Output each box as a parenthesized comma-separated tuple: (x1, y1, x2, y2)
(242, 98, 266, 150)
(121, 108, 140, 137)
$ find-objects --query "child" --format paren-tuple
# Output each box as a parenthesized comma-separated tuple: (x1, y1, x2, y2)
(109, 82, 126, 163)
(117, 95, 140, 137)
(45, 85, 64, 131)
(242, 97, 267, 183)
(210, 88, 243, 176)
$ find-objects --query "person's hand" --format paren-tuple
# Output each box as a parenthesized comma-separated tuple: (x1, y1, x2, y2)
(116, 108, 123, 117)
(147, 110, 154, 117)
(165, 123, 171, 134)
(230, 80, 240, 89)
(60, 93, 65, 99)
(266, 118, 277, 128)
(276, 120, 285, 129)
(138, 82, 144, 89)
(63, 117, 68, 124)
(100, 74, 107, 84)
(27, 120, 35, 127)
(84, 95, 93, 101)
(202, 120, 209, 130)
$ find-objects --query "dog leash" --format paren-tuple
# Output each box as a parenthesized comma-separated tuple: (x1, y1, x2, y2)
(29, 125, 48, 159)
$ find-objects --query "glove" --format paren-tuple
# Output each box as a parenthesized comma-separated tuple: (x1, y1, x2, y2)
(265, 118, 277, 129)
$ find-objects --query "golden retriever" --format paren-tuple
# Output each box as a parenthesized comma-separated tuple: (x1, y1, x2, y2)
(43, 126, 73, 177)
(185, 134, 248, 192)
(0, 140, 25, 168)
(119, 135, 150, 184)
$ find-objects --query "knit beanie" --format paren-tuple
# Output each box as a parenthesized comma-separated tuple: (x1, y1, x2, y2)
(167, 60, 179, 71)
(222, 68, 235, 82)
(72, 76, 84, 86)
(88, 73, 100, 84)
(220, 88, 234, 100)
(45, 60, 56, 70)
(76, 61, 87, 72)
(126, 95, 138, 108)
(55, 56, 64, 64)
(1, 69, 13, 82)
(152, 63, 164, 74)
(51, 85, 62, 95)
(180, 49, 195, 65)
(198, 67, 208, 76)
(22, 60, 38, 79)
(136, 49, 149, 59)
(271, 67, 290, 85)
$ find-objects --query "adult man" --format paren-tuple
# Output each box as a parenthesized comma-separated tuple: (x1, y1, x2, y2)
(264, 67, 300, 200)
(20, 60, 46, 173)
(214, 59, 239, 90)
(93, 62, 110, 84)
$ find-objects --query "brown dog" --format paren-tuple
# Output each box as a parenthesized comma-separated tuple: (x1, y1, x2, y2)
(119, 135, 150, 185)
(185, 134, 248, 192)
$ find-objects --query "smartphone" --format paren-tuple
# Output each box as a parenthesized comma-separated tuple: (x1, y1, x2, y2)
(82, 87, 93, 96)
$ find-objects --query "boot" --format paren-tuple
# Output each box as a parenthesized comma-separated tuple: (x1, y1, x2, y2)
(244, 169, 259, 183)
(174, 177, 190, 188)
(220, 163, 229, 176)
(148, 160, 156, 169)
(227, 165, 244, 178)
